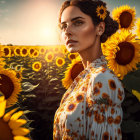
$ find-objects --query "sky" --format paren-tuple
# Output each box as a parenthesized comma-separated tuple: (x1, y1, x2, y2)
(0, 0, 140, 46)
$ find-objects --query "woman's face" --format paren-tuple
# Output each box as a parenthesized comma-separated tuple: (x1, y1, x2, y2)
(60, 6, 98, 53)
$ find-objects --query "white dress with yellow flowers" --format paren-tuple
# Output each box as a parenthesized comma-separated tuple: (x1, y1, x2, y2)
(53, 55, 125, 140)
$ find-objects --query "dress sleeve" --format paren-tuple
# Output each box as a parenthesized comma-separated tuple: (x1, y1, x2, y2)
(86, 70, 125, 140)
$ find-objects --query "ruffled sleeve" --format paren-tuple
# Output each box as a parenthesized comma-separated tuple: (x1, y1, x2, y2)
(86, 69, 125, 140)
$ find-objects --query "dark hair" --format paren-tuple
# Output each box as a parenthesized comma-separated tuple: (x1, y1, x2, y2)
(58, 0, 119, 43)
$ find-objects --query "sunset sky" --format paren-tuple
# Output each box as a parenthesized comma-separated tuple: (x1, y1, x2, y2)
(0, 0, 140, 46)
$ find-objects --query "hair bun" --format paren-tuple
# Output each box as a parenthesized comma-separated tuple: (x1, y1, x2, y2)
(101, 16, 119, 43)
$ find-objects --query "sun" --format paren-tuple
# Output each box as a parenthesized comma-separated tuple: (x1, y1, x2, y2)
(102, 30, 140, 79)
(40, 27, 58, 44)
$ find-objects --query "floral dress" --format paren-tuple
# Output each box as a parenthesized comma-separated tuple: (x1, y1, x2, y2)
(53, 55, 125, 140)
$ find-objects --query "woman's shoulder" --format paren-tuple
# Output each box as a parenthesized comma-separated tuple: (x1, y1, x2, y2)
(90, 66, 122, 85)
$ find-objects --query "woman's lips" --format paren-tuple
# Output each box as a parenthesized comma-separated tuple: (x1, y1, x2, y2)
(66, 40, 78, 46)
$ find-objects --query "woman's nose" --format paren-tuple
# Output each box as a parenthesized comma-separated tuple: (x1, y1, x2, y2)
(65, 25, 72, 37)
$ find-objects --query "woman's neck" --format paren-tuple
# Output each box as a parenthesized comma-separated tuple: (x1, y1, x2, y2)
(78, 42, 103, 69)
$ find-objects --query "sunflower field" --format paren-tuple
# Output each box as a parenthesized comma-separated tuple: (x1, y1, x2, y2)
(0, 4, 140, 140)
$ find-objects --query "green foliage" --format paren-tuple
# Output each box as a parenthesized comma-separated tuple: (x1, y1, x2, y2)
(122, 68, 140, 93)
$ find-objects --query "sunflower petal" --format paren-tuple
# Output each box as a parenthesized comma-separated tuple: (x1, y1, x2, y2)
(0, 99, 6, 117)
(12, 127, 30, 136)
(9, 119, 27, 130)
(3, 107, 19, 122)
(132, 90, 140, 102)
(13, 136, 30, 140)
(0, 95, 5, 102)
(10, 111, 24, 121)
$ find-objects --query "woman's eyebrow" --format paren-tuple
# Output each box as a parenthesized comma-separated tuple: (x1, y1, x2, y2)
(61, 16, 85, 24)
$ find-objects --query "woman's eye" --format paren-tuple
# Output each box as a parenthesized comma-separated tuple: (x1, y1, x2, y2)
(73, 21, 83, 26)
(60, 24, 67, 30)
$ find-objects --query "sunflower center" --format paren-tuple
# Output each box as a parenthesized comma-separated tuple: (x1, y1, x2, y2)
(119, 11, 132, 28)
(58, 59, 63, 65)
(70, 54, 76, 60)
(41, 49, 45, 53)
(30, 49, 34, 54)
(55, 48, 59, 52)
(4, 48, 9, 56)
(22, 49, 27, 54)
(34, 52, 38, 56)
(16, 49, 20, 55)
(0, 74, 14, 99)
(35, 64, 40, 69)
(99, 9, 104, 14)
(71, 62, 84, 80)
(48, 54, 52, 60)
(0, 119, 13, 140)
(115, 41, 135, 65)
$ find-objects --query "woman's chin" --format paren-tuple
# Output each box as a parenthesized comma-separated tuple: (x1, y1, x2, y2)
(67, 47, 78, 53)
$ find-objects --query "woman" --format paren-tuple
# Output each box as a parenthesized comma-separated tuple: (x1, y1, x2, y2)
(53, 0, 125, 139)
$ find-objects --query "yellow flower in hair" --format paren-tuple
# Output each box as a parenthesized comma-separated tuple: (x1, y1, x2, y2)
(96, 5, 107, 20)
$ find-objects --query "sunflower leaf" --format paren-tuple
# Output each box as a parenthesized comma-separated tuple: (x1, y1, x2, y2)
(122, 72, 140, 92)
(21, 82, 39, 92)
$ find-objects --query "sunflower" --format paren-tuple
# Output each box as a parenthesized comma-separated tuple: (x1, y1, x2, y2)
(62, 56, 84, 89)
(103, 30, 140, 79)
(0, 47, 4, 57)
(0, 58, 5, 69)
(20, 47, 29, 57)
(68, 53, 79, 61)
(0, 69, 21, 108)
(32, 50, 39, 58)
(15, 66, 24, 81)
(1, 46, 11, 57)
(136, 18, 140, 38)
(15, 71, 23, 82)
(56, 57, 65, 67)
(112, 5, 136, 30)
(48, 47, 53, 52)
(62, 46, 69, 55)
(32, 61, 42, 72)
(45, 52, 54, 62)
(53, 46, 60, 53)
(39, 47, 46, 55)
(14, 47, 21, 56)
(96, 5, 107, 20)
(0, 95, 30, 140)
(132, 90, 140, 102)
(28, 47, 35, 57)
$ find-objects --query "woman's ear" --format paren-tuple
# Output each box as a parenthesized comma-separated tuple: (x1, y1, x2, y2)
(97, 22, 105, 36)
